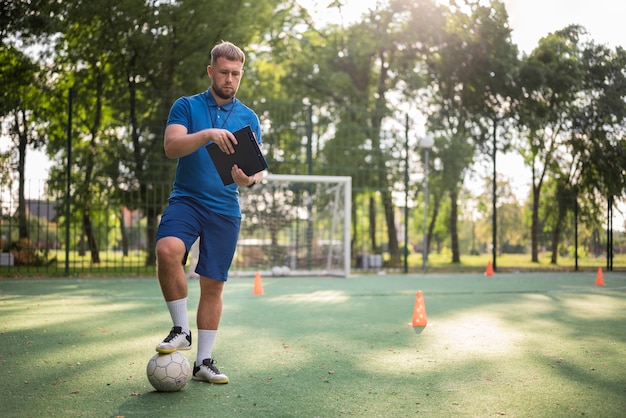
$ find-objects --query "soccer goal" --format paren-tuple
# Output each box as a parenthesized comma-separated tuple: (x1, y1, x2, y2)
(233, 174, 352, 278)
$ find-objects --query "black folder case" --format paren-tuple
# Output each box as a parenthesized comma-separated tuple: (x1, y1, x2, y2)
(206, 125, 268, 186)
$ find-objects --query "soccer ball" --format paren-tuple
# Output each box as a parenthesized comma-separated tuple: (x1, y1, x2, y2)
(271, 265, 291, 276)
(146, 351, 191, 392)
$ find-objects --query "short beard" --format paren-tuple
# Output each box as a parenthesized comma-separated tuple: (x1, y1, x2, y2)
(212, 83, 235, 101)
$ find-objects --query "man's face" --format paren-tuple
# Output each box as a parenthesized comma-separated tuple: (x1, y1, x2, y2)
(209, 57, 244, 100)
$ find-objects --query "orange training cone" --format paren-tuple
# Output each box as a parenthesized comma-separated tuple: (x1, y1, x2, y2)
(485, 260, 494, 277)
(595, 267, 604, 287)
(253, 271, 265, 295)
(411, 290, 428, 327)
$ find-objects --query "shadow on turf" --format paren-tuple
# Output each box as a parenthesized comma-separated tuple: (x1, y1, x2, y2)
(116, 389, 190, 416)
(413, 325, 426, 334)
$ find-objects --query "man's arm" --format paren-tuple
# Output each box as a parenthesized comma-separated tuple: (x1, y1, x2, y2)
(164, 124, 238, 159)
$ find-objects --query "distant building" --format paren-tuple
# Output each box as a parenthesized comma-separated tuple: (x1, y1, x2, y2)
(12, 200, 62, 249)
(22, 199, 61, 223)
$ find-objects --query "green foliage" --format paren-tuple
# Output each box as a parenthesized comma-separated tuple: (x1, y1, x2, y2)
(2, 0, 625, 274)
(422, 0, 520, 263)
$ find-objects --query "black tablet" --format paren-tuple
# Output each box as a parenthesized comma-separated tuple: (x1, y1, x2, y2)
(206, 125, 268, 186)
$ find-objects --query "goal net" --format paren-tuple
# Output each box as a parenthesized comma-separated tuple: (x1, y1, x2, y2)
(232, 174, 351, 278)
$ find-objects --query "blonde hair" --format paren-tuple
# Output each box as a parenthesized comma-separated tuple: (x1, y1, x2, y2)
(211, 41, 245, 65)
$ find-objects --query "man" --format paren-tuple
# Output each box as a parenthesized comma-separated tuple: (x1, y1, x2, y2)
(155, 41, 263, 384)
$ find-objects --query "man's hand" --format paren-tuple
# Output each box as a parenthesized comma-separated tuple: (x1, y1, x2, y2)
(209, 129, 238, 154)
(231, 164, 255, 187)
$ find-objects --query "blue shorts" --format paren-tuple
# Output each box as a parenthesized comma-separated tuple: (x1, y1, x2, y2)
(156, 197, 240, 281)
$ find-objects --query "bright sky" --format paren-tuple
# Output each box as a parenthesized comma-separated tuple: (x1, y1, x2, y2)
(504, 0, 626, 53)
(301, 0, 626, 52)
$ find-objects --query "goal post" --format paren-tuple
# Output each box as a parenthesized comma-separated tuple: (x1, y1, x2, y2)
(233, 174, 352, 278)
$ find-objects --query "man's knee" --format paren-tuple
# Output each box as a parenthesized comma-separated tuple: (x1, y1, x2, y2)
(200, 278, 224, 296)
(156, 237, 185, 263)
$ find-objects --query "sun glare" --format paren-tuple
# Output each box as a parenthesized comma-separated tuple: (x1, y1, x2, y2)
(298, 0, 381, 26)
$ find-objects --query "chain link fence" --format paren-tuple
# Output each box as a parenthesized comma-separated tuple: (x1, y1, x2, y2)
(2, 100, 625, 276)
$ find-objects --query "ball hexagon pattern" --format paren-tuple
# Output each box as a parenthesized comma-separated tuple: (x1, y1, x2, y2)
(146, 351, 191, 392)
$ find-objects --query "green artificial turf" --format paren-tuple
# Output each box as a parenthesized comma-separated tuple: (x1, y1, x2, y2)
(1, 272, 625, 417)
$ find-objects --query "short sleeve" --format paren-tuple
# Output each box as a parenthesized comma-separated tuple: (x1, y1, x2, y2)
(166, 97, 191, 129)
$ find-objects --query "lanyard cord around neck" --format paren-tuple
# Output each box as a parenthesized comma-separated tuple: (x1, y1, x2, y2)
(205, 90, 236, 129)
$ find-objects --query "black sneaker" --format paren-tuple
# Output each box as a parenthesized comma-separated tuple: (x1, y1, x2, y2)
(155, 326, 192, 353)
(192, 358, 229, 384)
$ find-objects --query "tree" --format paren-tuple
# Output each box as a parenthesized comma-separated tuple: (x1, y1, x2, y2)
(516, 25, 586, 263)
(0, 44, 43, 242)
(539, 176, 576, 264)
(273, 0, 444, 265)
(36, 0, 290, 265)
(563, 42, 626, 265)
(570, 43, 626, 214)
(423, 0, 518, 263)
(518, 27, 626, 265)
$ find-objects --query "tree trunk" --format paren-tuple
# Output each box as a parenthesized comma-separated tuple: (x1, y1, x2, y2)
(531, 184, 540, 262)
(351, 197, 358, 255)
(17, 111, 29, 240)
(450, 189, 460, 263)
(368, 195, 377, 253)
(119, 209, 129, 257)
(83, 211, 100, 263)
(550, 223, 561, 265)
(145, 208, 158, 267)
(550, 191, 568, 264)
(427, 193, 441, 255)
(382, 190, 400, 266)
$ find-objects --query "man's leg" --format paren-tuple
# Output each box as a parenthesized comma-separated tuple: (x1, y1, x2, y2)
(192, 277, 229, 384)
(157, 236, 188, 299)
(185, 238, 200, 279)
(191, 210, 238, 384)
(196, 276, 224, 330)
(155, 236, 192, 353)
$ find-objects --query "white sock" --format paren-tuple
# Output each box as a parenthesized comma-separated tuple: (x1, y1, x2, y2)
(196, 329, 217, 364)
(166, 298, 190, 335)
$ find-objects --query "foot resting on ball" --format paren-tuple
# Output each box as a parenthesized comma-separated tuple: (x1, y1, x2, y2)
(156, 326, 192, 353)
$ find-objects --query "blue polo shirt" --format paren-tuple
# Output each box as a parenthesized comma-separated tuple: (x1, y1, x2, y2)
(166, 89, 262, 217)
